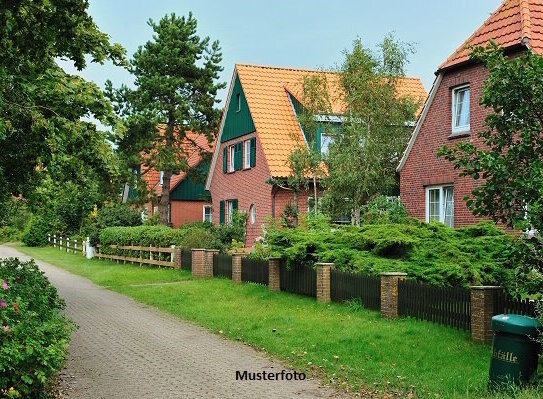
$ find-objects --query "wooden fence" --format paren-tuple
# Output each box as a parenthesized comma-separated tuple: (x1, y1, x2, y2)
(280, 262, 317, 297)
(213, 253, 232, 279)
(398, 280, 471, 331)
(497, 292, 537, 317)
(241, 258, 269, 285)
(95, 244, 176, 268)
(48, 234, 86, 255)
(330, 269, 381, 310)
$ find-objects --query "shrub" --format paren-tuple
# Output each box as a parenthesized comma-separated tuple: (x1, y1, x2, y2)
(0, 258, 74, 398)
(361, 195, 408, 224)
(0, 227, 22, 244)
(84, 203, 143, 246)
(22, 215, 50, 247)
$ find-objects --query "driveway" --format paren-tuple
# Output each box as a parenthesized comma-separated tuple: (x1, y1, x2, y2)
(0, 245, 344, 399)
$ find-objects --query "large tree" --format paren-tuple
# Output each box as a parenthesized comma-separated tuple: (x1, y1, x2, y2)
(0, 0, 125, 200)
(325, 36, 419, 225)
(108, 13, 224, 225)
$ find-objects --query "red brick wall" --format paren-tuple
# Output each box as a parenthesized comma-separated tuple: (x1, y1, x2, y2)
(170, 200, 210, 228)
(273, 187, 323, 222)
(400, 64, 491, 227)
(208, 132, 273, 247)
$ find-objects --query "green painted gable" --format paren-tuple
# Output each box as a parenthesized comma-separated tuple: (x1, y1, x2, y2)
(170, 161, 211, 201)
(221, 74, 255, 143)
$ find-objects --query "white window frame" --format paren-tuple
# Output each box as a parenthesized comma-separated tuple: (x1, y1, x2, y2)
(243, 140, 251, 169)
(249, 204, 256, 224)
(159, 171, 164, 185)
(451, 85, 470, 133)
(229, 145, 235, 173)
(226, 200, 234, 225)
(203, 205, 213, 223)
(425, 185, 454, 227)
(321, 133, 333, 156)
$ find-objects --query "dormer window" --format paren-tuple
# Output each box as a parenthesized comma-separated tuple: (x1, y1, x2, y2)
(452, 85, 470, 133)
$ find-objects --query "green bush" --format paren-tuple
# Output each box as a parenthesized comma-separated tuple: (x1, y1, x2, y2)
(84, 203, 143, 246)
(22, 215, 50, 247)
(0, 258, 74, 398)
(361, 195, 408, 224)
(0, 227, 22, 244)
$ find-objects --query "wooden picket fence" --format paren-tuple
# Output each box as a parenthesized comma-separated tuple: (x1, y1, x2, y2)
(280, 262, 317, 297)
(330, 269, 381, 310)
(48, 234, 86, 255)
(95, 244, 176, 268)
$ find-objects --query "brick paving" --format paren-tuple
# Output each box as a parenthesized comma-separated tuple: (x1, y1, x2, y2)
(0, 246, 345, 399)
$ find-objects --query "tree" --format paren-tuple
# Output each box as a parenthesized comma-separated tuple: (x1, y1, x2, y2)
(107, 13, 224, 225)
(325, 36, 419, 225)
(0, 0, 125, 200)
(439, 44, 543, 231)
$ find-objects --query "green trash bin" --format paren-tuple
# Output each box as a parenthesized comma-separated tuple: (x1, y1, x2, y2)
(489, 314, 541, 390)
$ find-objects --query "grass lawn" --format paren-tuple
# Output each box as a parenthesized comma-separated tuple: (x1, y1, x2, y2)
(10, 243, 542, 399)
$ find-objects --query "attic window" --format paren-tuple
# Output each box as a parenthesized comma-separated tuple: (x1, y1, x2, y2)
(452, 85, 470, 133)
(236, 93, 241, 112)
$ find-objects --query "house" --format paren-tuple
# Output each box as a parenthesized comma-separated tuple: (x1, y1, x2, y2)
(123, 130, 215, 227)
(205, 64, 427, 246)
(398, 0, 543, 228)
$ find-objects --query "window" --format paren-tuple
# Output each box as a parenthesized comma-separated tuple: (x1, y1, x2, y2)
(426, 185, 454, 227)
(249, 204, 256, 224)
(321, 133, 333, 156)
(203, 205, 213, 223)
(236, 93, 241, 112)
(226, 200, 237, 224)
(308, 196, 322, 213)
(229, 145, 235, 172)
(452, 85, 470, 133)
(159, 171, 164, 185)
(244, 140, 251, 169)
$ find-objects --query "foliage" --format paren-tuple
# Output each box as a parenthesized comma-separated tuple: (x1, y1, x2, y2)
(263, 218, 514, 289)
(0, 198, 30, 232)
(84, 203, 142, 246)
(280, 203, 299, 228)
(360, 195, 408, 224)
(0, 0, 125, 200)
(438, 45, 543, 231)
(504, 234, 543, 297)
(324, 35, 419, 224)
(0, 227, 21, 244)
(0, 258, 73, 398)
(22, 215, 50, 247)
(107, 12, 224, 225)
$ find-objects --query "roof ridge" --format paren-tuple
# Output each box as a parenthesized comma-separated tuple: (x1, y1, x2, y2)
(235, 62, 337, 73)
(520, 0, 533, 46)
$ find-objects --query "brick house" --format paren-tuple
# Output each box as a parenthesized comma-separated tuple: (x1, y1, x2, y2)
(397, 0, 543, 227)
(123, 130, 215, 227)
(206, 64, 426, 247)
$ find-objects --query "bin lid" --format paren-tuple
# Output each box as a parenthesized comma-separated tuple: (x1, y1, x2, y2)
(491, 314, 541, 335)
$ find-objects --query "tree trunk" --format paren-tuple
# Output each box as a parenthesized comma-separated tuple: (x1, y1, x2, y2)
(313, 175, 318, 215)
(352, 205, 361, 227)
(159, 170, 172, 225)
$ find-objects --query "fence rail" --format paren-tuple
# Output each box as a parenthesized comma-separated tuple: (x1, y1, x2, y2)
(95, 244, 176, 268)
(213, 253, 232, 279)
(241, 258, 269, 285)
(280, 263, 316, 297)
(330, 269, 381, 310)
(48, 234, 86, 254)
(398, 280, 471, 331)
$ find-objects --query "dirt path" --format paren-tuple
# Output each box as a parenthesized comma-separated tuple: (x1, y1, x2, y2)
(0, 245, 344, 399)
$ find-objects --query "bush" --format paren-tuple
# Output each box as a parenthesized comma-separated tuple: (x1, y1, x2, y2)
(0, 258, 74, 398)
(22, 215, 50, 247)
(361, 196, 408, 224)
(0, 227, 22, 244)
(84, 203, 143, 246)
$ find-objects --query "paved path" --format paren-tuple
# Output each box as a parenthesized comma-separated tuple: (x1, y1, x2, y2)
(0, 246, 344, 399)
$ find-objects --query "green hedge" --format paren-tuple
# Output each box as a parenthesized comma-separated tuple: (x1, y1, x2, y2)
(0, 258, 74, 398)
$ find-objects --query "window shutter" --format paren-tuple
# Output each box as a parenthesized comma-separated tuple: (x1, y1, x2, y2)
(235, 142, 242, 170)
(219, 200, 225, 224)
(232, 199, 238, 211)
(250, 138, 256, 167)
(222, 147, 227, 173)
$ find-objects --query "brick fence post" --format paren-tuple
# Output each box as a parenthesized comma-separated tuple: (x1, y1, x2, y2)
(380, 272, 407, 319)
(232, 253, 242, 284)
(191, 249, 207, 278)
(268, 257, 281, 292)
(470, 286, 502, 343)
(204, 249, 218, 277)
(173, 246, 182, 269)
(316, 263, 333, 303)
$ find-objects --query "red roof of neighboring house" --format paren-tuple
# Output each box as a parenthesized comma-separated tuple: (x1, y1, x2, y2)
(439, 0, 543, 71)
(142, 128, 216, 196)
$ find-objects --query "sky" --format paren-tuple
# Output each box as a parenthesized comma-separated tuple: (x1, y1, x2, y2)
(59, 0, 503, 105)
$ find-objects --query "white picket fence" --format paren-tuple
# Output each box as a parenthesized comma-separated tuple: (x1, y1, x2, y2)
(47, 234, 90, 256)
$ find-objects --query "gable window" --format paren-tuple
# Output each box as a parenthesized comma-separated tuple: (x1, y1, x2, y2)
(321, 133, 333, 156)
(229, 145, 235, 172)
(236, 93, 241, 112)
(244, 140, 251, 169)
(203, 205, 213, 223)
(425, 185, 454, 227)
(249, 204, 256, 224)
(452, 85, 470, 133)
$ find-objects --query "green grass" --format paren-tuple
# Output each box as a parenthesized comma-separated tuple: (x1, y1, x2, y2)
(10, 244, 542, 398)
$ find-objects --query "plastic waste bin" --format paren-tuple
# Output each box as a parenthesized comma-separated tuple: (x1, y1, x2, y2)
(489, 314, 541, 389)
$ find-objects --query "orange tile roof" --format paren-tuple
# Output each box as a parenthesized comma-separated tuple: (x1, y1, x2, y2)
(143, 128, 215, 196)
(439, 0, 543, 71)
(235, 64, 426, 178)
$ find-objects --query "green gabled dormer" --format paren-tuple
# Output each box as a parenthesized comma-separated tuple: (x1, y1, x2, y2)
(221, 74, 255, 143)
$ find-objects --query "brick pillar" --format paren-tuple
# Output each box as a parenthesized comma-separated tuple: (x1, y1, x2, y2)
(173, 247, 182, 269)
(204, 249, 218, 278)
(191, 249, 207, 278)
(470, 286, 502, 343)
(316, 263, 333, 303)
(232, 253, 242, 284)
(380, 272, 407, 319)
(268, 257, 281, 292)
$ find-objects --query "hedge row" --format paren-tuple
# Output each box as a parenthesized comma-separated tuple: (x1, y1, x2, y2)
(0, 258, 74, 398)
